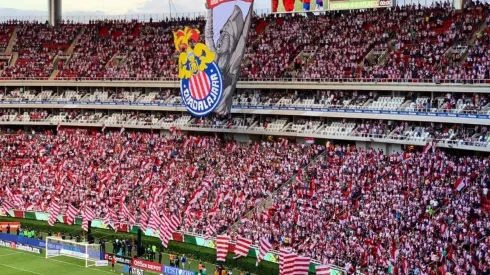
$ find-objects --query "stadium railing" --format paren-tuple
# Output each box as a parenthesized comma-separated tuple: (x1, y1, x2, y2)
(0, 76, 489, 84)
(0, 118, 488, 151)
(0, 103, 488, 123)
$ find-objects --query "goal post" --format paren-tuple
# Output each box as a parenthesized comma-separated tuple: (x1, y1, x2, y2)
(45, 236, 101, 267)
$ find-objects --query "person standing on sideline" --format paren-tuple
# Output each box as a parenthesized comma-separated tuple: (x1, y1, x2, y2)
(6, 224, 10, 234)
(175, 256, 180, 268)
(151, 245, 156, 261)
(169, 253, 175, 266)
(181, 254, 187, 269)
(111, 255, 116, 272)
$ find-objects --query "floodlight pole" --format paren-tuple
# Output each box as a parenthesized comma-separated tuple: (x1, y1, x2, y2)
(48, 0, 62, 27)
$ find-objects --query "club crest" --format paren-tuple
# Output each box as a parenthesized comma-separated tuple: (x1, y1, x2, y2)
(174, 27, 223, 117)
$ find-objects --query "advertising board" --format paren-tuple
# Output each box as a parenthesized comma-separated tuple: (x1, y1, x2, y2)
(162, 266, 197, 275)
(104, 253, 132, 265)
(16, 244, 42, 254)
(132, 258, 162, 273)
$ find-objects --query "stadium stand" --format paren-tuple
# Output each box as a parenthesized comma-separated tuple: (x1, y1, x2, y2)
(0, 130, 321, 236)
(0, 22, 81, 79)
(0, 2, 488, 81)
(1, 2, 490, 274)
(236, 146, 490, 273)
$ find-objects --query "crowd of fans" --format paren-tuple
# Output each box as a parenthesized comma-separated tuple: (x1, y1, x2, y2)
(0, 25, 14, 53)
(439, 13, 490, 80)
(0, 130, 322, 237)
(361, 2, 487, 80)
(0, 22, 81, 78)
(0, 2, 488, 80)
(0, 124, 488, 273)
(236, 145, 490, 274)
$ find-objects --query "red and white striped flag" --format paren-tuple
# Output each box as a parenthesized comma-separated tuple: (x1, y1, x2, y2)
(167, 215, 180, 232)
(240, 216, 249, 224)
(161, 214, 180, 248)
(104, 208, 117, 229)
(454, 177, 466, 192)
(120, 204, 136, 229)
(148, 209, 170, 246)
(431, 141, 437, 153)
(65, 204, 78, 225)
(216, 235, 230, 262)
(4, 185, 13, 198)
(120, 126, 125, 135)
(112, 208, 120, 230)
(315, 264, 331, 275)
(139, 211, 149, 232)
(1, 201, 14, 215)
(187, 187, 205, 206)
(158, 228, 167, 246)
(293, 256, 310, 275)
(148, 208, 161, 232)
(205, 223, 217, 240)
(281, 138, 289, 148)
(82, 206, 96, 231)
(422, 142, 432, 154)
(256, 238, 272, 266)
(233, 237, 252, 259)
(155, 214, 170, 246)
(184, 213, 193, 229)
(13, 194, 25, 210)
(230, 143, 237, 152)
(280, 248, 297, 275)
(103, 211, 112, 228)
(48, 201, 60, 226)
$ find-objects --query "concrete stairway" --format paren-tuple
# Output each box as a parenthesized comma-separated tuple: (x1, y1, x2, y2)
(49, 69, 60, 80)
(5, 26, 18, 54)
(66, 27, 85, 55)
(9, 52, 18, 67)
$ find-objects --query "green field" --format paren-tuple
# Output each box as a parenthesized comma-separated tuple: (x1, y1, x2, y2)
(0, 245, 132, 275)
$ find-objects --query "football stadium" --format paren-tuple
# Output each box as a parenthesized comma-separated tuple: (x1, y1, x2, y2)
(0, 0, 490, 274)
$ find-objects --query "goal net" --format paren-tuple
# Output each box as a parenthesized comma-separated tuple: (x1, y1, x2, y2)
(45, 236, 101, 267)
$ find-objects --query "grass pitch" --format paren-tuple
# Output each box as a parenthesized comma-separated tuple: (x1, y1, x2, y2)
(0, 245, 248, 275)
(0, 245, 137, 275)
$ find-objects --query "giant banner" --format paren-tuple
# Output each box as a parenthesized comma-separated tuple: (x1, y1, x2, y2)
(175, 0, 254, 117)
